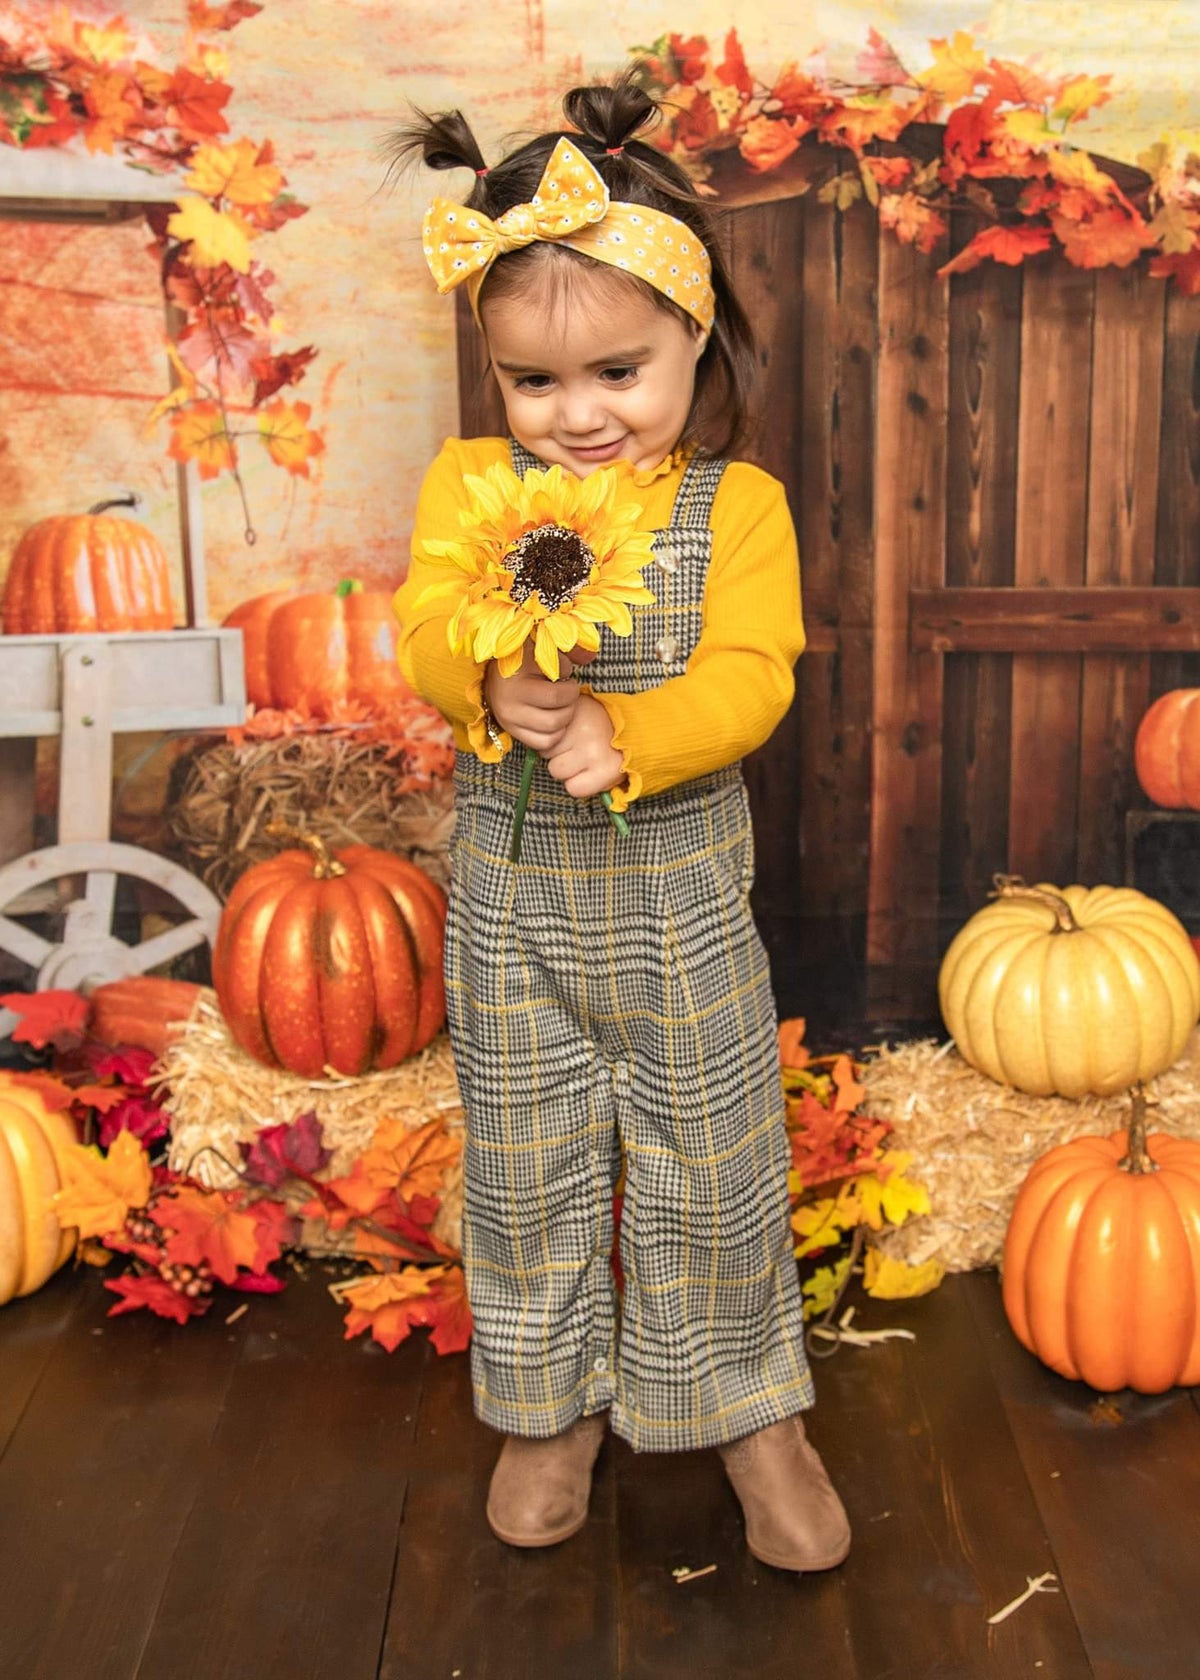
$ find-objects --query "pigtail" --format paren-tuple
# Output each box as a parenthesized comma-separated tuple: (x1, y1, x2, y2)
(562, 68, 659, 153)
(379, 108, 490, 202)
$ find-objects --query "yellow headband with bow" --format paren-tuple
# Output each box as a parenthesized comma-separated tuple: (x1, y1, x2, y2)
(421, 136, 715, 333)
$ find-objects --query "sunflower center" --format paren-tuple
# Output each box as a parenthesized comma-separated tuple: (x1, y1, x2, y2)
(507, 525, 595, 612)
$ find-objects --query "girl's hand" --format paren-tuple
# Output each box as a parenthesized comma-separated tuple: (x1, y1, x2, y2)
(542, 695, 625, 798)
(485, 641, 581, 752)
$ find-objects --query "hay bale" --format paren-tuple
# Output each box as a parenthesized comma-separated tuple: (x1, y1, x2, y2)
(158, 990, 464, 1254)
(862, 1027, 1200, 1273)
(167, 727, 455, 899)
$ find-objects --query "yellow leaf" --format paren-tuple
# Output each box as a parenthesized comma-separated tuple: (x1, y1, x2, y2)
(854, 1156, 931, 1231)
(802, 1256, 852, 1318)
(186, 138, 284, 208)
(818, 172, 863, 211)
(167, 195, 252, 272)
(52, 1131, 152, 1240)
(1149, 201, 1199, 255)
(1003, 107, 1054, 149)
(257, 399, 326, 477)
(145, 343, 199, 432)
(858, 161, 880, 207)
(862, 1248, 945, 1299)
(77, 20, 137, 64)
(167, 400, 237, 479)
(919, 32, 987, 106)
(1052, 74, 1112, 125)
(1047, 147, 1116, 198)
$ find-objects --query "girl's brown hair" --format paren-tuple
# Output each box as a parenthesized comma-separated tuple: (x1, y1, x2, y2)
(386, 70, 757, 457)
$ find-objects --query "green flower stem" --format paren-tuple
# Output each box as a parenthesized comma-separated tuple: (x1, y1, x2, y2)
(601, 792, 630, 837)
(508, 751, 631, 861)
(509, 746, 538, 863)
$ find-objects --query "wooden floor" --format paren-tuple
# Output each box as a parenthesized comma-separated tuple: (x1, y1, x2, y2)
(3, 1266, 1199, 1680)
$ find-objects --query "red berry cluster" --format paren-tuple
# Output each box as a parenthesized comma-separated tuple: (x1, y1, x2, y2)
(121, 1209, 214, 1300)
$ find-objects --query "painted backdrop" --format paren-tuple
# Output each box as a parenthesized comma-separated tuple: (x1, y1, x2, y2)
(1, 0, 1198, 620)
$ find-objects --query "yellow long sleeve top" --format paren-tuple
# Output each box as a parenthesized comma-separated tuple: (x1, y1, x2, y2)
(392, 437, 805, 804)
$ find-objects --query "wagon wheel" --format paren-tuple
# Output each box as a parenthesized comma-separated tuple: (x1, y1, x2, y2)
(0, 841, 221, 1007)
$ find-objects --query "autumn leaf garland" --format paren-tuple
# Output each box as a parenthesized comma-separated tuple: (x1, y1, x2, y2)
(633, 27, 1200, 291)
(0, 2, 324, 526)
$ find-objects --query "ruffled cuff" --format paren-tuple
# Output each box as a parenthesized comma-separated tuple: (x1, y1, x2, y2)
(464, 667, 512, 763)
(583, 687, 643, 812)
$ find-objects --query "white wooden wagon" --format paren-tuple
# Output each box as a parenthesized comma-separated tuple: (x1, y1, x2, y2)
(0, 150, 246, 1036)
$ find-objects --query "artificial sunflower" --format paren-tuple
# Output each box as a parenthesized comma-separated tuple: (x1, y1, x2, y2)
(416, 460, 657, 859)
(417, 460, 656, 680)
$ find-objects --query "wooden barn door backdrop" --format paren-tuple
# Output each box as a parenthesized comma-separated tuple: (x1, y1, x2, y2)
(455, 156, 1200, 1026)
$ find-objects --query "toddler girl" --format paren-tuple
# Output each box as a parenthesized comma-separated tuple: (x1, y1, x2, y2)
(390, 72, 850, 1574)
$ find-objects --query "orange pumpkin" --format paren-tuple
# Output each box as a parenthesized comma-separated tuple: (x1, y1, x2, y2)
(1002, 1089, 1200, 1392)
(88, 977, 202, 1059)
(2, 495, 174, 634)
(0, 1075, 78, 1306)
(222, 579, 408, 715)
(1134, 689, 1200, 809)
(212, 836, 447, 1078)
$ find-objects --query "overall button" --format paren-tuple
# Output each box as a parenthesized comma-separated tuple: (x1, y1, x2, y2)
(655, 545, 679, 574)
(593, 1356, 607, 1373)
(654, 634, 679, 664)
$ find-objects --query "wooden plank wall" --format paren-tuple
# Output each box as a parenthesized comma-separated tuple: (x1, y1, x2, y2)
(453, 186, 1200, 1025)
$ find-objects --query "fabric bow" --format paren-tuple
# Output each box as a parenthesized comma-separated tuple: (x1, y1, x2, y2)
(422, 136, 609, 296)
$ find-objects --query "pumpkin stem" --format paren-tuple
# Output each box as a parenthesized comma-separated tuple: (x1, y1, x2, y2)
(298, 831, 347, 879)
(87, 491, 141, 517)
(1119, 1082, 1158, 1175)
(335, 579, 364, 597)
(988, 873, 1078, 932)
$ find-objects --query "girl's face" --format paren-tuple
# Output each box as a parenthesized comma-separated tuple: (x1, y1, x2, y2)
(481, 269, 707, 478)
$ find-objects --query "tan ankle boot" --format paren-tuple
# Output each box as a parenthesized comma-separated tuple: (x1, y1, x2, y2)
(486, 1413, 607, 1547)
(718, 1416, 851, 1572)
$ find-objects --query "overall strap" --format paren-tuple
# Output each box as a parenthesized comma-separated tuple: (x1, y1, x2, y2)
(668, 451, 728, 529)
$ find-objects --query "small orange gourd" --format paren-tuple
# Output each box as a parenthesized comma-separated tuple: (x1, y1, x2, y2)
(1134, 689, 1200, 809)
(1002, 1086, 1200, 1393)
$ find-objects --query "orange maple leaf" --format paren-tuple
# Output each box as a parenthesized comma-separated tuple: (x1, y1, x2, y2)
(939, 223, 1053, 275)
(325, 1117, 460, 1219)
(340, 1264, 441, 1352)
(918, 32, 988, 108)
(1050, 207, 1152, 269)
(166, 67, 232, 139)
(257, 399, 325, 476)
(5, 1071, 75, 1112)
(777, 1017, 810, 1072)
(1150, 247, 1200, 294)
(879, 192, 947, 253)
(153, 1183, 264, 1283)
(426, 1265, 472, 1355)
(82, 68, 141, 154)
(167, 401, 236, 479)
(739, 115, 801, 174)
(985, 58, 1060, 109)
(831, 1054, 866, 1114)
(52, 1131, 152, 1239)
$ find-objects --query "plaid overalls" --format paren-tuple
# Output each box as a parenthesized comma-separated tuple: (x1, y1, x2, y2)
(444, 440, 815, 1452)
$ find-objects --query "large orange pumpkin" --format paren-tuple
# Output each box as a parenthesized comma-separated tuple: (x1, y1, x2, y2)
(222, 579, 408, 715)
(1003, 1089, 1200, 1392)
(0, 1075, 78, 1306)
(1134, 689, 1200, 809)
(212, 836, 447, 1077)
(2, 495, 174, 634)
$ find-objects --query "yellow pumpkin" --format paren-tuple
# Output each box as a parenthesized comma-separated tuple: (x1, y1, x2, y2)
(0, 1076, 78, 1305)
(938, 876, 1200, 1098)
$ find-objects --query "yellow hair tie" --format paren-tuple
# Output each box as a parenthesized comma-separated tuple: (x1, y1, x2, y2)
(421, 136, 715, 333)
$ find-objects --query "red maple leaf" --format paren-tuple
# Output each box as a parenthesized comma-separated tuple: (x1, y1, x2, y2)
(97, 1093, 170, 1150)
(230, 1269, 287, 1292)
(1, 989, 89, 1050)
(242, 1111, 331, 1188)
(247, 1196, 296, 1270)
(669, 32, 710, 84)
(856, 26, 910, 86)
(251, 344, 318, 404)
(105, 1272, 209, 1322)
(716, 29, 753, 99)
(1150, 248, 1200, 295)
(85, 1043, 158, 1088)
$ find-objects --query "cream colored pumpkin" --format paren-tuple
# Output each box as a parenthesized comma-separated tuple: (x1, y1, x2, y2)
(938, 878, 1200, 1098)
(0, 1076, 78, 1305)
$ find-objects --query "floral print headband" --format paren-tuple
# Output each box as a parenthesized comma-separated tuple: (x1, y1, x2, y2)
(422, 136, 715, 333)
